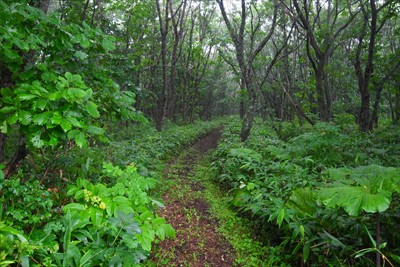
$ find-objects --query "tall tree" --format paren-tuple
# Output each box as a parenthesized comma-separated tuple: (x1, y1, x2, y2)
(155, 0, 187, 131)
(216, 0, 279, 141)
(352, 0, 394, 132)
(288, 0, 358, 121)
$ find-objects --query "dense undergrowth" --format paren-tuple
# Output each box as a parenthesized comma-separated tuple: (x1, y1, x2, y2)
(0, 119, 222, 266)
(211, 116, 400, 266)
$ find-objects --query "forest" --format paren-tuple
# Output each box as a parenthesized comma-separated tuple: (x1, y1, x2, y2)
(1, 0, 400, 266)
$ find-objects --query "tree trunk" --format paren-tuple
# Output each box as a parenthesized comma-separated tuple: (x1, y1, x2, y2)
(0, 133, 5, 163)
(155, 0, 170, 132)
(394, 87, 400, 124)
(239, 79, 246, 119)
(357, 0, 378, 132)
(359, 86, 371, 132)
(240, 102, 255, 142)
(370, 85, 383, 129)
(4, 137, 28, 179)
(240, 74, 257, 142)
(315, 65, 328, 121)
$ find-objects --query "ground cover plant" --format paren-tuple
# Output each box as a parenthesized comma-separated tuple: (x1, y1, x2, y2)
(211, 116, 400, 266)
(0, 119, 222, 266)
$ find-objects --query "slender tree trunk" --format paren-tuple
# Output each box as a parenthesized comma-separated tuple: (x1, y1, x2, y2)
(82, 0, 90, 22)
(240, 100, 255, 142)
(370, 85, 383, 129)
(394, 87, 400, 124)
(315, 65, 328, 120)
(239, 79, 246, 119)
(167, 0, 186, 120)
(0, 133, 5, 163)
(376, 212, 381, 267)
(278, 80, 315, 126)
(4, 137, 28, 179)
(323, 57, 333, 119)
(156, 35, 169, 131)
(357, 0, 379, 132)
(155, 0, 170, 131)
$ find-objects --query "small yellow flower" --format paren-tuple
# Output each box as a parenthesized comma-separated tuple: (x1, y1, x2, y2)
(99, 202, 106, 210)
(83, 189, 92, 202)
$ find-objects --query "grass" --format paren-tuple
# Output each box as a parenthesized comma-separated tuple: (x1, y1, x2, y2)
(144, 135, 270, 266)
(193, 156, 270, 267)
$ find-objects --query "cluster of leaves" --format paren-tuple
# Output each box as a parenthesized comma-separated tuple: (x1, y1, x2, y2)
(0, 1, 140, 151)
(211, 117, 400, 266)
(0, 163, 174, 266)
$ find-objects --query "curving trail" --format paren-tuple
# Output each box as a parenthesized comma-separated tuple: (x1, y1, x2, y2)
(148, 128, 235, 266)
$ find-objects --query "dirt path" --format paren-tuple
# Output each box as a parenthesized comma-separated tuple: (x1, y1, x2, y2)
(148, 128, 235, 266)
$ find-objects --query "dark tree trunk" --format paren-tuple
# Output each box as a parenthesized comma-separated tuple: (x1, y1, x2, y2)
(0, 133, 5, 163)
(396, 87, 400, 124)
(240, 76, 257, 142)
(315, 65, 328, 120)
(239, 79, 246, 119)
(4, 137, 28, 179)
(355, 0, 379, 132)
(155, 0, 170, 131)
(167, 0, 186, 120)
(370, 85, 383, 129)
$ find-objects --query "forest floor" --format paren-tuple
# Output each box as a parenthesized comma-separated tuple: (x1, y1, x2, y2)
(145, 128, 237, 266)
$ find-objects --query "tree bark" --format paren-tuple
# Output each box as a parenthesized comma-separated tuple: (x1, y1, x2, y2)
(0, 133, 5, 163)
(4, 137, 28, 179)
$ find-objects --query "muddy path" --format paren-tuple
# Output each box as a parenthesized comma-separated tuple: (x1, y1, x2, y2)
(148, 128, 235, 266)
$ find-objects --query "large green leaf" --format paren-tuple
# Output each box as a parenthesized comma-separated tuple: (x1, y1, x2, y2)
(318, 186, 391, 216)
(18, 110, 32, 125)
(286, 188, 317, 216)
(30, 131, 45, 148)
(60, 119, 72, 132)
(101, 36, 115, 51)
(78, 33, 91, 49)
(86, 125, 104, 135)
(86, 101, 100, 118)
(318, 165, 400, 216)
(329, 165, 400, 192)
(32, 112, 52, 125)
(68, 88, 87, 99)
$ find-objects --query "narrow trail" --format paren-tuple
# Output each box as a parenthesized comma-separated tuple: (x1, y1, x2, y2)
(148, 128, 235, 266)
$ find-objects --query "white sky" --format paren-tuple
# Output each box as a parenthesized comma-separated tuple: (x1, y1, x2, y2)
(220, 0, 241, 11)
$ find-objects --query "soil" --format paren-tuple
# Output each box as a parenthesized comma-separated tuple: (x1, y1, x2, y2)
(149, 128, 235, 266)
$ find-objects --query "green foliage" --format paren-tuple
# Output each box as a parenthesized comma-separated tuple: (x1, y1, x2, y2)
(0, 1, 141, 153)
(1, 72, 103, 148)
(0, 118, 222, 265)
(288, 122, 349, 166)
(0, 175, 54, 226)
(212, 117, 400, 266)
(0, 163, 175, 266)
(46, 163, 175, 266)
(319, 165, 400, 216)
